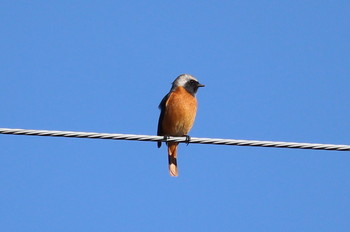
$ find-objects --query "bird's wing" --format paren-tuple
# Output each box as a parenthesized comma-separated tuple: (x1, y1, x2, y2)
(157, 93, 170, 147)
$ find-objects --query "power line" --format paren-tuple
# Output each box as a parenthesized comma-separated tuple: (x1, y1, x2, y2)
(0, 127, 349, 151)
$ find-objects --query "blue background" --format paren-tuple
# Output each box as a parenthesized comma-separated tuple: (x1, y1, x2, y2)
(1, 1, 349, 231)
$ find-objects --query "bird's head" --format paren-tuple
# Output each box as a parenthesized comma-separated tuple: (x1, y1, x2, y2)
(171, 74, 205, 95)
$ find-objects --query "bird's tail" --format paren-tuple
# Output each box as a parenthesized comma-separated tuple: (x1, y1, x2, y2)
(167, 142, 178, 177)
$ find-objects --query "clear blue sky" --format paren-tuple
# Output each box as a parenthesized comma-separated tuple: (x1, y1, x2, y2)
(1, 1, 349, 231)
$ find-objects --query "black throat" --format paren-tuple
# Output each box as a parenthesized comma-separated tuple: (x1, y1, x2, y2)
(183, 81, 199, 96)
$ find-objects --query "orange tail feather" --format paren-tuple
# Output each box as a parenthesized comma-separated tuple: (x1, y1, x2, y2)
(167, 142, 178, 177)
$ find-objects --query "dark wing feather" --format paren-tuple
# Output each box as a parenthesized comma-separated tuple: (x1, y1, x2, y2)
(157, 93, 170, 148)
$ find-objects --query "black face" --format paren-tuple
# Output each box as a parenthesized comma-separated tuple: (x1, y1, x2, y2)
(184, 79, 205, 96)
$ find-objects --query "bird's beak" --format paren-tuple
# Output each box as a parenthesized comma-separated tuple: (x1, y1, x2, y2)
(198, 83, 205, 87)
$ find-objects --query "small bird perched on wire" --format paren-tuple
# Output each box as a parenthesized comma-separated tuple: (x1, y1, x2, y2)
(157, 74, 205, 177)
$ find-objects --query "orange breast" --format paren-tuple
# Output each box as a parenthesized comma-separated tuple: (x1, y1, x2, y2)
(161, 86, 198, 136)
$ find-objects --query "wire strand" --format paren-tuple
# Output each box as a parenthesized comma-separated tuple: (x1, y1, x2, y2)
(0, 127, 349, 151)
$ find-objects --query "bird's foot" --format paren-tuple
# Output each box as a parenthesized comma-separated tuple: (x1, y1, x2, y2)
(163, 135, 170, 142)
(184, 135, 191, 146)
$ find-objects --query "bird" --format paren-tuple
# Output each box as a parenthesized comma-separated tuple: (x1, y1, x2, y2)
(157, 74, 205, 177)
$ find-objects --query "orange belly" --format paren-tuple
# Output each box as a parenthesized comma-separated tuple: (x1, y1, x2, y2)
(161, 87, 198, 136)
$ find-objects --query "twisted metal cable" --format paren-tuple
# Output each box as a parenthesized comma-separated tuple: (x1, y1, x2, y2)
(0, 127, 349, 151)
